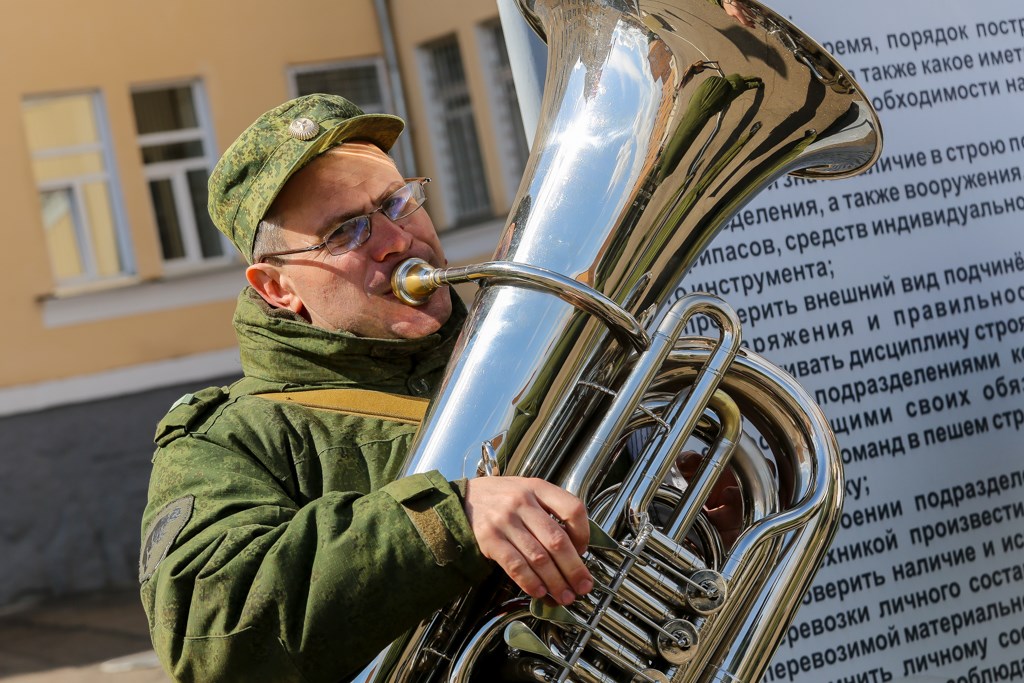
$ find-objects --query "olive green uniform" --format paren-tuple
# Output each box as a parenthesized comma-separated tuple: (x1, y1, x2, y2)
(140, 288, 492, 682)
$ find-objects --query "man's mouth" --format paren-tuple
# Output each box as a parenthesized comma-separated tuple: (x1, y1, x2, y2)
(375, 253, 435, 298)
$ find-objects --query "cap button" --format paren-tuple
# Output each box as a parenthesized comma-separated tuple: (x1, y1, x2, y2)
(287, 117, 320, 141)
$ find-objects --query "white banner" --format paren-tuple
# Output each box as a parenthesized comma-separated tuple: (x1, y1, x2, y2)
(692, 2, 1024, 681)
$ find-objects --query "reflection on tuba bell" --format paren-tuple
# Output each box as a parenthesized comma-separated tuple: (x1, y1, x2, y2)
(369, 0, 881, 681)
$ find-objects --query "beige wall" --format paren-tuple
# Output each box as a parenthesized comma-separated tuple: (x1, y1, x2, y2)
(1, 0, 518, 391)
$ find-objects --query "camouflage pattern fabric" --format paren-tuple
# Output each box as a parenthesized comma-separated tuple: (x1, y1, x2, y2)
(140, 289, 491, 682)
(207, 94, 405, 263)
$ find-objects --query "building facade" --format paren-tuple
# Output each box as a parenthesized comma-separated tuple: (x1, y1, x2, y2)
(0, 0, 532, 607)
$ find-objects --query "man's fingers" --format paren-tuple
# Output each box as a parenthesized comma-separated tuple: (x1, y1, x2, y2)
(531, 481, 591, 555)
(483, 516, 581, 604)
(462, 476, 595, 603)
(560, 512, 591, 558)
(519, 506, 593, 601)
(485, 536, 547, 600)
(503, 517, 578, 604)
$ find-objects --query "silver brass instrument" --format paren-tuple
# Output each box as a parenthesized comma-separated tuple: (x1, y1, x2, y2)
(368, 0, 881, 681)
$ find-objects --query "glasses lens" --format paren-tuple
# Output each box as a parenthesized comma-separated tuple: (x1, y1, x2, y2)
(324, 216, 371, 255)
(383, 182, 426, 221)
(320, 181, 425, 256)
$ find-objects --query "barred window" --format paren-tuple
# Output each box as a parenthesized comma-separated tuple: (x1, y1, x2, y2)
(481, 19, 530, 183)
(423, 35, 492, 226)
(295, 64, 385, 111)
(290, 59, 410, 173)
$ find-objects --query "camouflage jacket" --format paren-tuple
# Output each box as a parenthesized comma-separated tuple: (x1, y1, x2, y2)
(140, 288, 492, 682)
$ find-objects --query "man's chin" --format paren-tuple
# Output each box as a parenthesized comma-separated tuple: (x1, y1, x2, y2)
(387, 291, 452, 339)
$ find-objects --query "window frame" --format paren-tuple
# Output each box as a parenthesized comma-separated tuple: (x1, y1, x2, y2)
(478, 19, 531, 203)
(418, 33, 494, 230)
(132, 80, 230, 273)
(23, 90, 135, 290)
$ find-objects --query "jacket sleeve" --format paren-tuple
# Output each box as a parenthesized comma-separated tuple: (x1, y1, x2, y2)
(139, 430, 493, 683)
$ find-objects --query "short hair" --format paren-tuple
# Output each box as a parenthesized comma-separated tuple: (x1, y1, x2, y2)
(251, 217, 288, 265)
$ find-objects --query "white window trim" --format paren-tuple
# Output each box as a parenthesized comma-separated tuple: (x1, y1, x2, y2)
(97, 93, 135, 280)
(32, 140, 104, 160)
(287, 56, 390, 103)
(26, 91, 135, 289)
(416, 44, 459, 230)
(133, 80, 231, 272)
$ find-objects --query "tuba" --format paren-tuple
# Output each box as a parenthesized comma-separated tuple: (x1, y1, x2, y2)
(368, 0, 881, 681)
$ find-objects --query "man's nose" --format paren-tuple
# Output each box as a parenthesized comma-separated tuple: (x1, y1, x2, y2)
(366, 213, 413, 261)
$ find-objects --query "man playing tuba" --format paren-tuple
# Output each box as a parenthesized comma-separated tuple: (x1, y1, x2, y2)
(139, 94, 594, 682)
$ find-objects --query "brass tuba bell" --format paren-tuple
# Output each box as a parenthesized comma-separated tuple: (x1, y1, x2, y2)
(369, 0, 882, 681)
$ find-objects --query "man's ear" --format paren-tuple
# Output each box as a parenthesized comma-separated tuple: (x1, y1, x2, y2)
(246, 263, 305, 315)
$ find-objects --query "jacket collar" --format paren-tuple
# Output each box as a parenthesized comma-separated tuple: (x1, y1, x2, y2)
(233, 287, 466, 395)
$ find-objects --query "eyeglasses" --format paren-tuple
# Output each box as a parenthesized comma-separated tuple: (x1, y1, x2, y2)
(257, 177, 430, 263)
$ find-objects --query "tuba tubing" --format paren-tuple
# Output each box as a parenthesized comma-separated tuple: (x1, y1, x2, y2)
(658, 341, 844, 682)
(359, 0, 881, 681)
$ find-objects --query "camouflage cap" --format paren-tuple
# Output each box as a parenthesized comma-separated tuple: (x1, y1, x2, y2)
(208, 94, 405, 263)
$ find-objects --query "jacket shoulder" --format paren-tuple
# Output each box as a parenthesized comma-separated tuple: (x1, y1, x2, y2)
(153, 385, 234, 447)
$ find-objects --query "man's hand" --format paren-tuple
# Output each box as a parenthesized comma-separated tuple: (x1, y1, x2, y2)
(462, 477, 593, 605)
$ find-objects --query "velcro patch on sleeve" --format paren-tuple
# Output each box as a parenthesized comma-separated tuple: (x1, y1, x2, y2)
(386, 473, 436, 503)
(139, 495, 195, 583)
(403, 497, 461, 567)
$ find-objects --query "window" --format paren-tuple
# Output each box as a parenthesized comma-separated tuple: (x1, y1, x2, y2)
(22, 92, 131, 287)
(293, 61, 387, 111)
(131, 82, 225, 267)
(289, 59, 410, 173)
(422, 36, 492, 227)
(480, 19, 530, 191)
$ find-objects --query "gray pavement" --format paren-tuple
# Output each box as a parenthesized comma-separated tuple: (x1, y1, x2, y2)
(0, 589, 168, 682)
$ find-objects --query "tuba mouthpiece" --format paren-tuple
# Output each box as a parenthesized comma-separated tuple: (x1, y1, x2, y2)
(391, 257, 439, 306)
